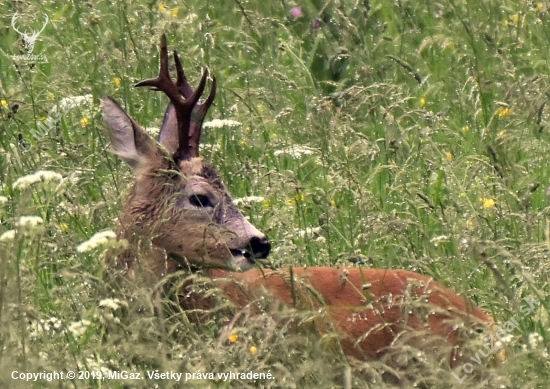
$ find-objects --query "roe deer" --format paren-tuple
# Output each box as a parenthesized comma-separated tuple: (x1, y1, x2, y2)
(103, 34, 500, 371)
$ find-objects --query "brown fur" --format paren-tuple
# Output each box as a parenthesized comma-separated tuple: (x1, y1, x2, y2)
(110, 153, 264, 283)
(180, 267, 495, 366)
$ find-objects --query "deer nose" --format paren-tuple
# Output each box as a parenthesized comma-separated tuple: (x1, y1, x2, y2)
(249, 236, 271, 259)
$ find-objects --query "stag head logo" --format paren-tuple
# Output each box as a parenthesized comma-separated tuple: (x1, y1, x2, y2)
(11, 12, 49, 53)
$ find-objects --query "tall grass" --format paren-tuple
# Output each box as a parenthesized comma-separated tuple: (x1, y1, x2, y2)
(1, 0, 549, 387)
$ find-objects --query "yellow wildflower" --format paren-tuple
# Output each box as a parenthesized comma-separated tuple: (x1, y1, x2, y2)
(445, 151, 453, 161)
(420, 97, 426, 107)
(461, 126, 469, 134)
(459, 192, 466, 198)
(59, 223, 69, 233)
(512, 14, 519, 24)
(480, 198, 495, 209)
(249, 346, 258, 355)
(80, 117, 90, 126)
(330, 199, 337, 207)
(467, 220, 474, 228)
(239, 139, 247, 146)
(0, 99, 7, 108)
(114, 77, 121, 88)
(171, 8, 179, 17)
(228, 333, 238, 343)
(536, 3, 543, 12)
(286, 193, 306, 206)
(498, 107, 512, 117)
(158, 3, 166, 11)
(261, 199, 271, 209)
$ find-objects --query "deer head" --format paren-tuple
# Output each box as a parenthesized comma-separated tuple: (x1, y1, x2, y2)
(103, 35, 270, 282)
(11, 12, 49, 53)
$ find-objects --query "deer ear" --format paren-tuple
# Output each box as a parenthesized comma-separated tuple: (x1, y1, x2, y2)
(158, 103, 178, 155)
(102, 97, 161, 173)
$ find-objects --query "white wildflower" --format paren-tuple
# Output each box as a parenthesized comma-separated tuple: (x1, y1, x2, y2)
(233, 196, 265, 205)
(16, 215, 44, 228)
(201, 142, 221, 153)
(67, 320, 91, 338)
(28, 317, 62, 340)
(528, 332, 544, 349)
(144, 127, 160, 136)
(98, 298, 125, 325)
(28, 320, 45, 340)
(13, 170, 63, 190)
(296, 226, 322, 238)
(430, 235, 449, 246)
(36, 170, 62, 181)
(56, 94, 94, 113)
(0, 196, 8, 204)
(184, 12, 198, 23)
(0, 230, 16, 241)
(274, 145, 317, 158)
(77, 230, 117, 253)
(496, 333, 513, 345)
(203, 119, 241, 129)
(48, 316, 63, 330)
(99, 298, 125, 310)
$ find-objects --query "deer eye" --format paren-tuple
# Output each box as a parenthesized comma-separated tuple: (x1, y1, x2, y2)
(189, 194, 213, 208)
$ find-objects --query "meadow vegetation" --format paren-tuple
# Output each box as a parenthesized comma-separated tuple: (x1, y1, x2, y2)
(1, 0, 550, 387)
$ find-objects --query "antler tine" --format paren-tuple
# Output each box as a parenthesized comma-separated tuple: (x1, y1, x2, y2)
(135, 35, 177, 96)
(173, 49, 217, 157)
(174, 68, 208, 160)
(173, 50, 194, 98)
(135, 34, 203, 160)
(188, 76, 217, 157)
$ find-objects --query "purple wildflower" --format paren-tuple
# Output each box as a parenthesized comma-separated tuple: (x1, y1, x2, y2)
(290, 7, 302, 18)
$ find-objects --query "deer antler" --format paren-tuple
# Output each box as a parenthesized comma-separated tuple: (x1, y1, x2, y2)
(173, 50, 217, 157)
(11, 12, 26, 36)
(135, 34, 216, 160)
